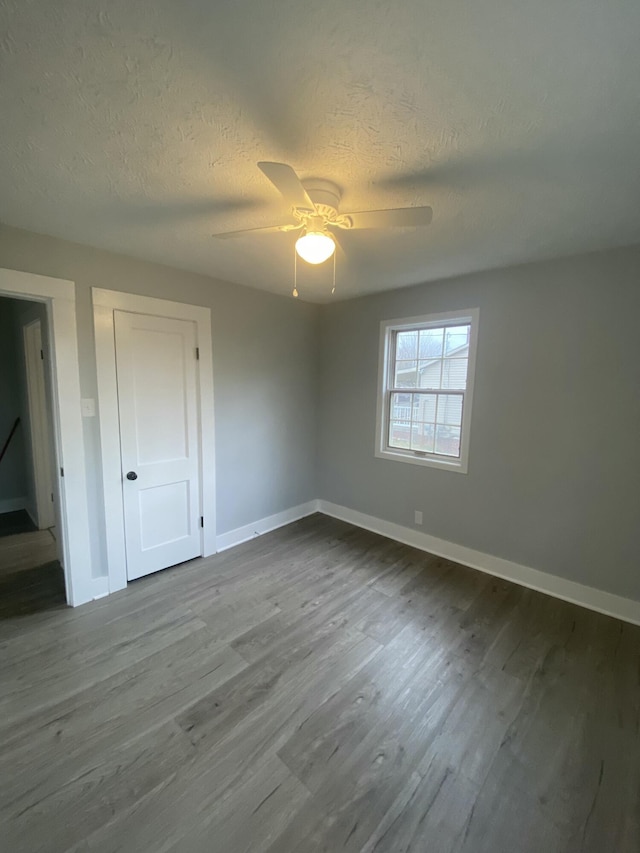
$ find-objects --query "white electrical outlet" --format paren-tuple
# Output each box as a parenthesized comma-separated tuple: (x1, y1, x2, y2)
(414, 510, 423, 525)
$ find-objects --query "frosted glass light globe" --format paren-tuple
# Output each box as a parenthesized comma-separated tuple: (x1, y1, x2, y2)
(295, 231, 336, 264)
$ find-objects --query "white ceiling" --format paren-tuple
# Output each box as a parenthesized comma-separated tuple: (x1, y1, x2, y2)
(1, 0, 639, 302)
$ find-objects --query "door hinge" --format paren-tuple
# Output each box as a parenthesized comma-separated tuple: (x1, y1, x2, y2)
(40, 349, 44, 360)
(195, 347, 200, 360)
(200, 516, 204, 528)
(51, 492, 54, 502)
(60, 467, 64, 477)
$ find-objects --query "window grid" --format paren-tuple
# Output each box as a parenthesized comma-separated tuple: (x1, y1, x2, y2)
(387, 390, 465, 457)
(386, 324, 470, 460)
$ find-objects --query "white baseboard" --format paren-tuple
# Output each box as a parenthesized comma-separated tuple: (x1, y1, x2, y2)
(70, 574, 110, 607)
(91, 575, 109, 599)
(0, 496, 27, 514)
(317, 500, 640, 627)
(216, 500, 320, 553)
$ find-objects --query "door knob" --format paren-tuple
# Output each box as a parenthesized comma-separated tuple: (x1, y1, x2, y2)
(126, 471, 137, 481)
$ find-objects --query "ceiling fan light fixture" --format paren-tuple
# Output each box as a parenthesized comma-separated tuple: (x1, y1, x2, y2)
(295, 230, 336, 265)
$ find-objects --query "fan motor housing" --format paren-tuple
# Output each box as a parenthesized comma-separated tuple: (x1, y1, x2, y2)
(301, 179, 342, 217)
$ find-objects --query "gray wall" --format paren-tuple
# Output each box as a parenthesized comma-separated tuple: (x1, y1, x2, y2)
(3, 221, 639, 605)
(0, 224, 320, 578)
(0, 297, 29, 508)
(317, 246, 640, 601)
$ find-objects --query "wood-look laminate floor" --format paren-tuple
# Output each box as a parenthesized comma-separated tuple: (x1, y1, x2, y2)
(0, 527, 58, 576)
(1, 514, 639, 852)
(0, 527, 63, 617)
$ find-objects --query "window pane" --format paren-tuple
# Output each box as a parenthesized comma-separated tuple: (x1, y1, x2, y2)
(418, 359, 443, 389)
(419, 328, 444, 359)
(411, 422, 435, 453)
(413, 393, 437, 423)
(435, 424, 461, 457)
(382, 314, 474, 467)
(396, 331, 418, 360)
(436, 394, 463, 426)
(389, 420, 411, 448)
(391, 392, 412, 420)
(394, 360, 417, 388)
(444, 325, 470, 355)
(441, 358, 468, 389)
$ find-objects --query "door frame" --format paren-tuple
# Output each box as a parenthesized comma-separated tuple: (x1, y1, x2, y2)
(0, 267, 92, 606)
(92, 288, 216, 594)
(22, 318, 56, 529)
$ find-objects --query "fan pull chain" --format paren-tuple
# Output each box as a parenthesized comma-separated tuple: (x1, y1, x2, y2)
(331, 249, 336, 295)
(293, 248, 299, 298)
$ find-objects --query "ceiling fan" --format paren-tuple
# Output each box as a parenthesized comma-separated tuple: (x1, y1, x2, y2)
(213, 162, 433, 265)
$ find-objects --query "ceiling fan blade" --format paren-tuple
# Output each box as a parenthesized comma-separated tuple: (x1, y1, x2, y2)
(342, 206, 433, 230)
(257, 162, 316, 212)
(213, 221, 300, 239)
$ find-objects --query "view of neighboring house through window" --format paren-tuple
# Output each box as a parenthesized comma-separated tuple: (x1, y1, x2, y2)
(376, 309, 479, 472)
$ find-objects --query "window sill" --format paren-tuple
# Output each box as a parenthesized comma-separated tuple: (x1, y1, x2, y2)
(375, 447, 468, 474)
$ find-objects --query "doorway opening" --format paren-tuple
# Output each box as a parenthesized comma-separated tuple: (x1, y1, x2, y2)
(0, 267, 92, 607)
(0, 296, 63, 615)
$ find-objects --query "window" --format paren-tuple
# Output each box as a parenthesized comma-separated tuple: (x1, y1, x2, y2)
(375, 309, 479, 473)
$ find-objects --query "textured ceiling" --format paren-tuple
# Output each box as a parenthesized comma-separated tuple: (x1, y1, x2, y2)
(1, 0, 639, 302)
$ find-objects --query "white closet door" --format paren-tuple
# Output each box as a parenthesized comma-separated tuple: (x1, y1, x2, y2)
(114, 311, 201, 580)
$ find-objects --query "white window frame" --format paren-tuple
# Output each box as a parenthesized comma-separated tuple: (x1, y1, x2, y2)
(375, 308, 479, 474)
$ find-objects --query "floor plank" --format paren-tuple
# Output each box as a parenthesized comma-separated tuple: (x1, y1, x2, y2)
(0, 528, 57, 575)
(1, 513, 638, 852)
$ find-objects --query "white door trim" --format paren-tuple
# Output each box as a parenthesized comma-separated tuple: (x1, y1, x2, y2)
(0, 267, 92, 606)
(92, 288, 216, 594)
(23, 318, 56, 529)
